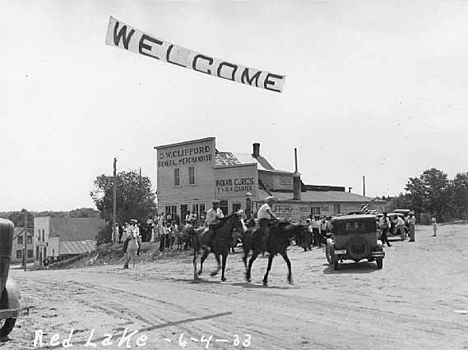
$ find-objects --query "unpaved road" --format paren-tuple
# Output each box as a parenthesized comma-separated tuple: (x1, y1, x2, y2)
(2, 224, 468, 350)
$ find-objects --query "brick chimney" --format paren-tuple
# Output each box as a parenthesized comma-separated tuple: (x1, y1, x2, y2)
(293, 148, 301, 200)
(252, 143, 260, 158)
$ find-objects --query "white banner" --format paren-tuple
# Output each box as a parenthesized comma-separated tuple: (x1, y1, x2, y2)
(105, 16, 286, 93)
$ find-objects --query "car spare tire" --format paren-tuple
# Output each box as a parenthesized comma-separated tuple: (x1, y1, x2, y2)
(347, 236, 370, 262)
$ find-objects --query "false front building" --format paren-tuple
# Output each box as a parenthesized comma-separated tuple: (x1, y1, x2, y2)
(155, 137, 373, 222)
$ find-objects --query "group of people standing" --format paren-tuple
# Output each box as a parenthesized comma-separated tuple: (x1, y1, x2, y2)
(378, 212, 417, 246)
(301, 216, 332, 251)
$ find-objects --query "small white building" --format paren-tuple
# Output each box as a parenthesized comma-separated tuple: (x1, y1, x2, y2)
(33, 217, 106, 266)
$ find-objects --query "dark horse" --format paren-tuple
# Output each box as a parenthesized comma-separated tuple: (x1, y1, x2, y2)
(192, 213, 245, 282)
(242, 221, 308, 286)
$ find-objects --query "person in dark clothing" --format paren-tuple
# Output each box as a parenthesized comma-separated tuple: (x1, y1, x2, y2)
(303, 219, 313, 251)
(379, 213, 392, 247)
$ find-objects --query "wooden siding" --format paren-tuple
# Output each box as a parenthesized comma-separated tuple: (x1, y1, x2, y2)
(157, 138, 216, 213)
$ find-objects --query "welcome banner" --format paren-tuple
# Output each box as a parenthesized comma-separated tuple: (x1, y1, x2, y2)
(105, 16, 286, 93)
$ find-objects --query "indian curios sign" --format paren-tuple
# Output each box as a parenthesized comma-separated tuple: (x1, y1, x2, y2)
(105, 16, 286, 93)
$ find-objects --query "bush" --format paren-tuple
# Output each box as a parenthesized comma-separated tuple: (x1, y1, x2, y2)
(419, 213, 431, 225)
(97, 225, 112, 246)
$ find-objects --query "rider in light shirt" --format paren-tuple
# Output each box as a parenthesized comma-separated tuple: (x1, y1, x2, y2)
(205, 200, 225, 226)
(257, 196, 279, 249)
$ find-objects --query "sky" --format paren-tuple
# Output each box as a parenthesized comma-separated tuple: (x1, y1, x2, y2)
(1, 0, 468, 212)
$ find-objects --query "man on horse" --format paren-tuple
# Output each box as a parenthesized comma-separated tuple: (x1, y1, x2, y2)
(257, 196, 279, 250)
(203, 200, 225, 244)
(123, 219, 142, 255)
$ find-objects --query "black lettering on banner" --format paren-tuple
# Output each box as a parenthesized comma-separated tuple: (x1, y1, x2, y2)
(113, 22, 135, 49)
(166, 44, 186, 68)
(139, 34, 163, 60)
(264, 73, 284, 93)
(241, 68, 261, 87)
(217, 62, 238, 81)
(192, 54, 213, 74)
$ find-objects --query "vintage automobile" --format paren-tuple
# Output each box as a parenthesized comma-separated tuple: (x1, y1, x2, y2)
(386, 212, 408, 239)
(0, 218, 26, 337)
(326, 214, 385, 270)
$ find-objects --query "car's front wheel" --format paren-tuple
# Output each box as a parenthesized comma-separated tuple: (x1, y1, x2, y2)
(325, 240, 333, 264)
(376, 258, 383, 269)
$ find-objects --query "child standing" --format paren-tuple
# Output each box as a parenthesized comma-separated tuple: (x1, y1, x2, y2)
(431, 216, 437, 237)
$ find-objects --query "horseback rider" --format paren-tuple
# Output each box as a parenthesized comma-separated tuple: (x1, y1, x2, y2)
(257, 196, 279, 250)
(204, 200, 225, 244)
(123, 219, 142, 255)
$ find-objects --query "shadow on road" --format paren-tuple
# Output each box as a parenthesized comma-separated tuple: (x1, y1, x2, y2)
(323, 261, 380, 274)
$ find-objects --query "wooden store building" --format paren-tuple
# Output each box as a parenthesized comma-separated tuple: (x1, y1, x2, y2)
(155, 137, 374, 222)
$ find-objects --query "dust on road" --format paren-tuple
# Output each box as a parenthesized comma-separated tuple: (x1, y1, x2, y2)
(3, 224, 468, 350)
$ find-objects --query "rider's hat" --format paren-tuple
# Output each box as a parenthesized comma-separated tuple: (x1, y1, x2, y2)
(264, 196, 277, 202)
(130, 219, 138, 223)
(212, 199, 220, 205)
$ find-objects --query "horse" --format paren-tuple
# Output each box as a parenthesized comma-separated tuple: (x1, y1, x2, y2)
(242, 221, 308, 286)
(123, 236, 139, 269)
(177, 223, 195, 250)
(192, 213, 245, 282)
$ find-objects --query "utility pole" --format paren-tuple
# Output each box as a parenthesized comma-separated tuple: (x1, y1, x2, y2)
(363, 175, 366, 196)
(23, 209, 27, 272)
(113, 158, 117, 244)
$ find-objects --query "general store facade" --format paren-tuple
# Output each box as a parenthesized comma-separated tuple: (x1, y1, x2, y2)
(155, 137, 374, 222)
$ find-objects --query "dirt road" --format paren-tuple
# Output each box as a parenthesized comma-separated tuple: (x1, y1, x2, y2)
(3, 224, 468, 350)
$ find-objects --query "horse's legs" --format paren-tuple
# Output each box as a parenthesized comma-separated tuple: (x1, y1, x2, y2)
(124, 253, 129, 269)
(221, 253, 228, 282)
(281, 251, 293, 284)
(263, 254, 275, 287)
(210, 253, 221, 277)
(242, 249, 248, 269)
(246, 250, 259, 283)
(198, 249, 209, 276)
(193, 251, 199, 280)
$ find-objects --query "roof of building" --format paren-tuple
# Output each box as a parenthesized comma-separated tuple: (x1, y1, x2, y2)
(13, 227, 33, 239)
(257, 189, 373, 203)
(215, 151, 277, 171)
(49, 217, 106, 241)
(59, 240, 96, 255)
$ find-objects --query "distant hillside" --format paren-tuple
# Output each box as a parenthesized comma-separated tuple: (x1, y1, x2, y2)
(0, 208, 101, 227)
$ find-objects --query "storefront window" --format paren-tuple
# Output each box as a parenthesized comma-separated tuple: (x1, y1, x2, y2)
(220, 201, 228, 216)
(311, 207, 321, 216)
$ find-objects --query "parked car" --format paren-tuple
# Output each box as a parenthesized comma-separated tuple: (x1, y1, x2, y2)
(386, 213, 408, 239)
(0, 218, 25, 336)
(326, 214, 385, 270)
(393, 209, 411, 216)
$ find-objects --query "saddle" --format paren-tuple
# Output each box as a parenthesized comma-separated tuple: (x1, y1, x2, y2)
(209, 220, 224, 230)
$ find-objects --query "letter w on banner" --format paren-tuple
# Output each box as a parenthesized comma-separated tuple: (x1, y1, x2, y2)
(105, 16, 286, 93)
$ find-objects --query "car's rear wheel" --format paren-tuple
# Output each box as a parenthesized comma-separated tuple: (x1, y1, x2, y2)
(347, 236, 370, 261)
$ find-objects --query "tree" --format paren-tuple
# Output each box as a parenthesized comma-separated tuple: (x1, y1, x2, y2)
(69, 208, 100, 218)
(8, 209, 34, 228)
(451, 172, 468, 219)
(90, 169, 157, 240)
(405, 168, 450, 221)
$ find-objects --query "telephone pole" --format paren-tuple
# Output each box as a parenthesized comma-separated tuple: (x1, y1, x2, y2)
(113, 158, 117, 244)
(23, 209, 27, 272)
